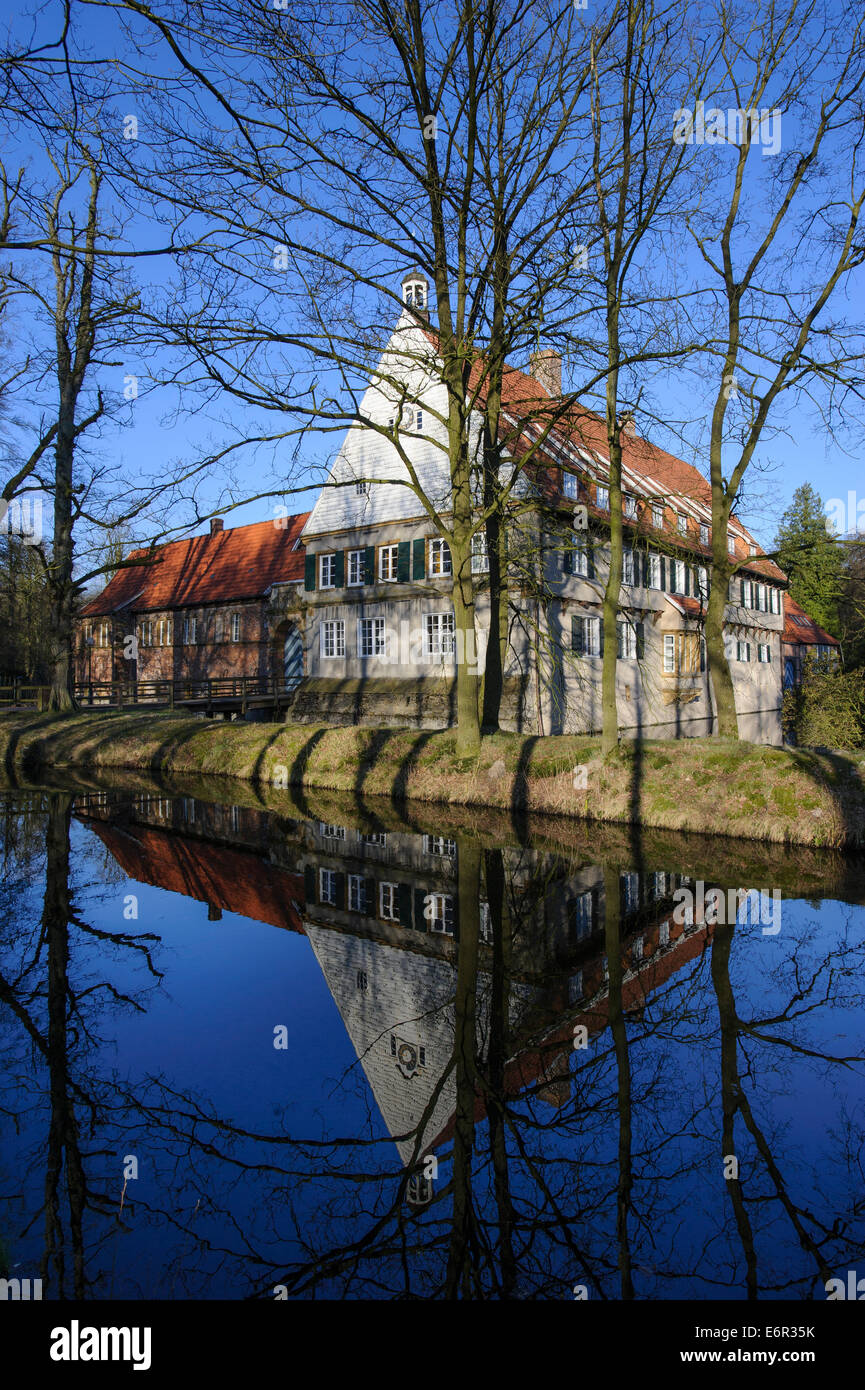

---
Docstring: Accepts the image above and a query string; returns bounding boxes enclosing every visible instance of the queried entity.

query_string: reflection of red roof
[782,594,839,646]
[85,819,306,933]
[423,322,783,581]
[81,513,310,616]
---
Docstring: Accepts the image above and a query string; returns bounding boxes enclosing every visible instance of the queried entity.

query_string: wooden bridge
[0,676,299,718]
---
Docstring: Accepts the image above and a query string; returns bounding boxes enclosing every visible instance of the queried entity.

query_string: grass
[1,709,864,849]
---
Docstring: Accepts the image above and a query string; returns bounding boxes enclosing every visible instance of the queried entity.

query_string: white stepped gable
[302,312,487,538]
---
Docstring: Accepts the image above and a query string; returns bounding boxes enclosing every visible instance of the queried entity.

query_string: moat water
[1,773,864,1300]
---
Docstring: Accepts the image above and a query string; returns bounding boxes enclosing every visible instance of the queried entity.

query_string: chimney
[530,349,562,398]
[618,413,637,437]
[210,518,224,536]
[401,270,430,322]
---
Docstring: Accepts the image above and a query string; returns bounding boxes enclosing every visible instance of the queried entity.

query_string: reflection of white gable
[304,923,458,1165]
[301,314,483,537]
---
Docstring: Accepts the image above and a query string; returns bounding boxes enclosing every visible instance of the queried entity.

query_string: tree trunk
[601,436,623,756]
[705,542,738,739]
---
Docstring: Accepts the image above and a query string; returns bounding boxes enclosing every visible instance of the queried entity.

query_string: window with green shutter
[334,550,345,587]
[397,541,410,582]
[412,538,426,580]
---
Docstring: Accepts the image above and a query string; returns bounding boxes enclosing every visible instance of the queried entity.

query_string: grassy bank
[2,709,865,849]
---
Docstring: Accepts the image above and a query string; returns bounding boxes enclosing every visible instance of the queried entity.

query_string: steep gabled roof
[783,594,840,647]
[318,312,784,581]
[81,513,310,616]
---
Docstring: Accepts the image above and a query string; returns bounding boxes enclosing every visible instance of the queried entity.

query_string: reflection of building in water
[77,791,720,1167]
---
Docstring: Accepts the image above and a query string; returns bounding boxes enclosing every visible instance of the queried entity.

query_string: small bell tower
[401,270,430,321]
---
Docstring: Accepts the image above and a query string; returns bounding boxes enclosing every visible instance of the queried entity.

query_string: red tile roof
[422,322,785,582]
[782,594,840,647]
[81,513,310,616]
[84,818,306,933]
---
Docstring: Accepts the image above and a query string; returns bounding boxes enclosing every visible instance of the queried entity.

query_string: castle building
[75,273,840,741]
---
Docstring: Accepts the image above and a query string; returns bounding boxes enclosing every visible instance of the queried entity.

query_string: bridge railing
[70,675,290,707]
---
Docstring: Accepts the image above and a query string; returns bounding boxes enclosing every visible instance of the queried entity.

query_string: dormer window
[563,472,579,500]
[596,485,609,511]
[623,493,637,520]
[652,503,664,529]
[700,522,709,546]
[677,512,688,536]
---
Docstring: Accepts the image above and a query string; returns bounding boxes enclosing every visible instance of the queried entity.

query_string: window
[427,893,455,934]
[660,919,670,947]
[697,567,708,600]
[415,410,423,431]
[359,617,387,658]
[379,544,399,581]
[423,835,456,857]
[570,534,590,578]
[348,874,366,912]
[355,479,368,495]
[757,643,771,663]
[736,640,751,662]
[755,583,767,612]
[572,614,602,657]
[568,971,584,1003]
[670,558,686,594]
[429,538,452,577]
[319,869,338,905]
[348,549,365,586]
[652,503,664,529]
[97,621,110,647]
[624,493,637,520]
[380,882,400,921]
[620,872,639,914]
[663,632,702,675]
[320,554,337,588]
[622,547,634,585]
[632,935,643,962]
[471,532,489,573]
[563,472,579,500]
[183,617,197,645]
[425,612,455,657]
[677,512,688,536]
[573,890,593,939]
[742,579,753,609]
[362,832,387,847]
[647,552,661,589]
[158,618,171,647]
[596,484,609,511]
[727,533,736,554]
[617,619,638,660]
[321,620,345,658]
[231,613,241,642]
[769,587,780,615]
[319,822,346,839]
[700,522,709,546]
[356,970,368,990]
[749,543,756,556]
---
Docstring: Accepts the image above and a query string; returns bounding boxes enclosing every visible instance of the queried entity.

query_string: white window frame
[742,579,753,609]
[471,532,489,573]
[727,533,736,555]
[769,587,780,615]
[319,869,337,905]
[319,553,337,589]
[574,890,593,939]
[429,538,452,578]
[622,547,634,585]
[699,522,709,546]
[663,634,676,673]
[623,493,637,520]
[757,643,771,663]
[572,535,590,578]
[347,549,365,586]
[379,544,399,582]
[348,874,365,913]
[231,613,241,642]
[677,512,688,536]
[423,835,456,857]
[697,567,708,600]
[647,552,661,589]
[563,472,579,500]
[424,612,455,658]
[427,893,455,934]
[183,617,197,645]
[596,484,609,512]
[321,620,345,659]
[736,639,751,662]
[652,503,664,529]
[358,617,387,658]
[380,881,400,922]
[617,619,638,660]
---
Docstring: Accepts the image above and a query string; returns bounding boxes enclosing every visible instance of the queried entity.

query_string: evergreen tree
[775,484,843,637]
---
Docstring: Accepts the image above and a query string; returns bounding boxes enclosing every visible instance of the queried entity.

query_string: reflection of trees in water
[1,789,865,1300]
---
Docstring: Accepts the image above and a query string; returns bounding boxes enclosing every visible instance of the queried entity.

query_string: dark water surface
[1,772,864,1301]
